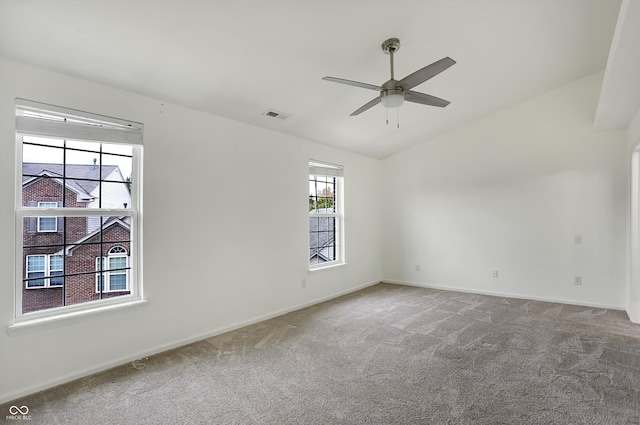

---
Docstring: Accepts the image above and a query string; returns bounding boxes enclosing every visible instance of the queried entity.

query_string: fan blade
[350,97,381,116]
[322,76,382,91]
[398,57,456,90]
[405,91,450,107]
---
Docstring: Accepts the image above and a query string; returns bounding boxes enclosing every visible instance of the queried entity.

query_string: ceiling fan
[322,38,455,116]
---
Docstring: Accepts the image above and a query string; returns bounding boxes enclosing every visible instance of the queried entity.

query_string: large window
[309,160,344,268]
[15,99,143,319]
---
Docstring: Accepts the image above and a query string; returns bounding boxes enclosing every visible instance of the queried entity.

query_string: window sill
[309,262,347,273]
[7,299,147,336]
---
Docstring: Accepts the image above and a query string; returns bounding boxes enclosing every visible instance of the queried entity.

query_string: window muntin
[309,161,344,268]
[16,99,142,319]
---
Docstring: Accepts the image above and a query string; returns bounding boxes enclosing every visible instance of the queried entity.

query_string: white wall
[0,58,382,403]
[627,110,640,322]
[382,72,628,309]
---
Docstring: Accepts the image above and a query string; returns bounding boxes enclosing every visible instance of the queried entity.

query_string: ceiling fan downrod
[381,38,404,108]
[382,38,401,81]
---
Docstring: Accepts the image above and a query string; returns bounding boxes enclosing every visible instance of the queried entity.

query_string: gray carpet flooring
[2,283,640,424]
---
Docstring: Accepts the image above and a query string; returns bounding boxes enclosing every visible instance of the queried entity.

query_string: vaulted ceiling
[0,0,630,158]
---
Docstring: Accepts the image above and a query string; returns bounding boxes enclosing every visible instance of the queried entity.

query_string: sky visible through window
[23,136,133,179]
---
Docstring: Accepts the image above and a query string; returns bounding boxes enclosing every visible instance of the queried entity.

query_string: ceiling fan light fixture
[381,91,404,108]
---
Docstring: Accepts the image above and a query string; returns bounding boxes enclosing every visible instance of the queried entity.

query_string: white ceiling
[0,0,625,158]
[595,0,640,131]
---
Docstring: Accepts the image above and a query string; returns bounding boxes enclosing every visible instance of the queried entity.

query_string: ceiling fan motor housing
[382,38,401,54]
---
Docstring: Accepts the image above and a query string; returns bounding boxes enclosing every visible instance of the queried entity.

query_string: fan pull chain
[397,108,400,128]
[386,106,389,125]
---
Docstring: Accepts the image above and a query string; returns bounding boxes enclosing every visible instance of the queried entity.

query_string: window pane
[49,255,64,286]
[27,255,45,271]
[101,181,131,209]
[96,273,104,292]
[22,141,63,206]
[96,257,106,271]
[109,246,126,254]
[65,140,101,157]
[49,255,63,270]
[38,217,57,232]
[38,202,58,208]
[109,256,127,270]
[309,175,337,214]
[26,272,45,288]
[64,151,101,181]
[309,217,320,249]
[103,149,132,174]
[22,215,132,313]
[102,218,132,244]
[50,271,64,287]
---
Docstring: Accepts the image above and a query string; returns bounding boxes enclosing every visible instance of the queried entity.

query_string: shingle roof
[23,163,119,199]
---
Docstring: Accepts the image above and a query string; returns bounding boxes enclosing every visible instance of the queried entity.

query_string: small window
[37,202,58,232]
[25,254,63,288]
[96,246,129,293]
[309,160,344,268]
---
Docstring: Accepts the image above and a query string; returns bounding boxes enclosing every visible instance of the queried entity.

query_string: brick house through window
[22,162,132,313]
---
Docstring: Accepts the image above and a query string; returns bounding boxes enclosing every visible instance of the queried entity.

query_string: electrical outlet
[574,235,582,244]
[415,264,421,272]
[301,278,306,288]
[574,276,582,285]
[492,270,499,278]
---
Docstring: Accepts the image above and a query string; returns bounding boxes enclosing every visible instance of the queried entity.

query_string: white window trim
[309,160,345,270]
[25,254,63,289]
[14,99,144,326]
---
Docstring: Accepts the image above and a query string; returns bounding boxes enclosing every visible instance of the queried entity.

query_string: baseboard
[383,279,625,311]
[0,279,381,405]
[625,303,640,324]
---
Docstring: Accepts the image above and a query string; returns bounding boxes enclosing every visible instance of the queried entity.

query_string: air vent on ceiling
[262,109,291,121]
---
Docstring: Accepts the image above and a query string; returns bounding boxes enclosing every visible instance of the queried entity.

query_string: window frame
[13,99,144,325]
[308,160,345,270]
